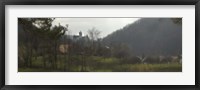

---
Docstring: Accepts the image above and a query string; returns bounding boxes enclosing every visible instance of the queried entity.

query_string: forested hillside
[103,18,182,56]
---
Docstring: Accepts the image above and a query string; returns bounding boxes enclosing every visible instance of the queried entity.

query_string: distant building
[59,31,90,54]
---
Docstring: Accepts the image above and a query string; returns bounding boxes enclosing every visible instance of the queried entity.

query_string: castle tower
[79,31,82,37]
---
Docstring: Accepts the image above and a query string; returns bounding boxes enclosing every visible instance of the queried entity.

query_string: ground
[19,55,182,72]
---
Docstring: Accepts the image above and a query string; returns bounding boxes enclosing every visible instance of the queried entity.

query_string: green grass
[19,55,182,72]
[118,63,182,72]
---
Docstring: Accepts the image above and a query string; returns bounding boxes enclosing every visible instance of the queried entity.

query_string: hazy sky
[52,18,140,38]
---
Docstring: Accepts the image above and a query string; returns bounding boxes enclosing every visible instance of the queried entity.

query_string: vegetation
[18,18,182,72]
[19,55,181,72]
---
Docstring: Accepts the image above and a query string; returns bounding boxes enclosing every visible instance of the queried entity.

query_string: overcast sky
[52,18,140,38]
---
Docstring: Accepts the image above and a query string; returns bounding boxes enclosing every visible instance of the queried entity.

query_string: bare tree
[87,27,101,55]
[88,27,101,41]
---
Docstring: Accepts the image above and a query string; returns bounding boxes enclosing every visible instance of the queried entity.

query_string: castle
[59,31,89,54]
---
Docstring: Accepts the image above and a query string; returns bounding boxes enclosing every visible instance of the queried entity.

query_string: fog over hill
[103,18,182,56]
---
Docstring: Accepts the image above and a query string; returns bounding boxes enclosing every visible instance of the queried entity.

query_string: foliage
[18,18,182,72]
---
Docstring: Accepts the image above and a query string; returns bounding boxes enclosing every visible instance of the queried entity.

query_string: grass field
[18,55,182,72]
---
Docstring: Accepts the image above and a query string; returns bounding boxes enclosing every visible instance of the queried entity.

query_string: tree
[32,18,54,68]
[88,27,101,41]
[87,27,101,55]
[111,43,130,59]
[18,18,40,67]
[49,24,66,69]
[18,18,65,69]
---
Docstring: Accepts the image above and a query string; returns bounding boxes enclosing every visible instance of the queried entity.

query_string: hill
[103,18,182,56]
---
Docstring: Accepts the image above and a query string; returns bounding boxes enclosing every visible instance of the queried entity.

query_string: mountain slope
[103,18,182,56]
